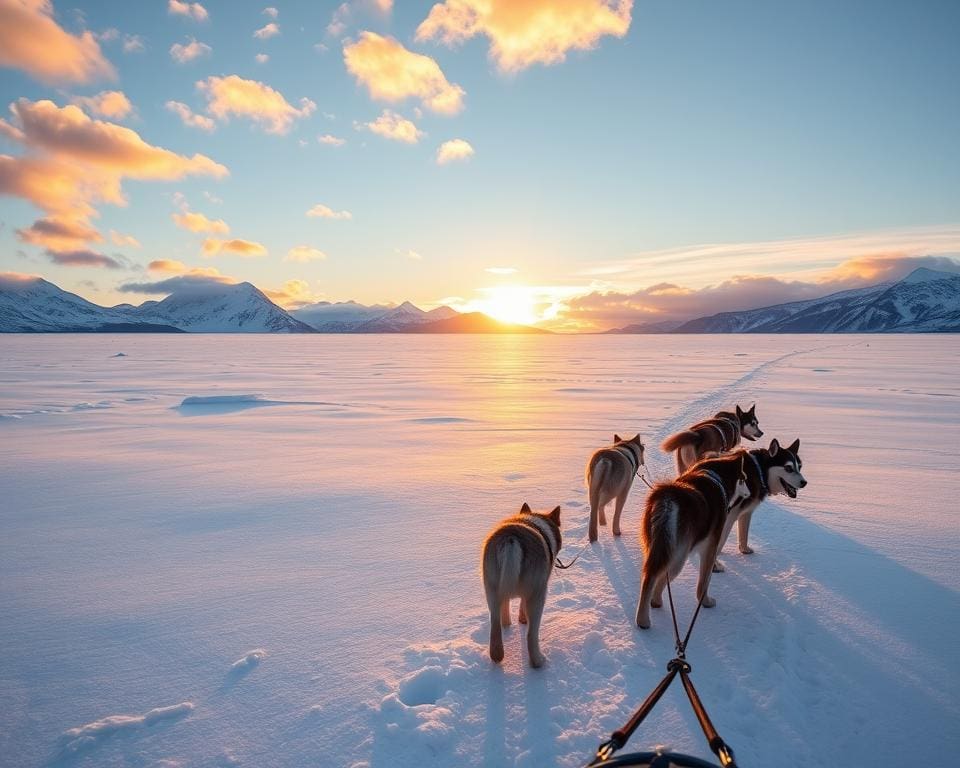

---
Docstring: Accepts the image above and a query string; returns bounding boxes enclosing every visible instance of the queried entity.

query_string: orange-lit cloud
[109,230,141,247]
[147,259,220,276]
[416,0,633,73]
[198,75,316,134]
[71,90,133,120]
[170,38,211,63]
[263,278,319,308]
[318,133,346,146]
[254,22,279,39]
[343,32,465,114]
[0,99,226,265]
[169,0,208,22]
[358,109,423,143]
[286,246,327,262]
[48,248,122,269]
[201,238,267,257]
[166,100,216,132]
[306,203,352,220]
[436,138,474,164]
[0,0,116,85]
[172,209,229,234]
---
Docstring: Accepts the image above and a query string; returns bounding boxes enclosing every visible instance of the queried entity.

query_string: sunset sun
[474,285,540,326]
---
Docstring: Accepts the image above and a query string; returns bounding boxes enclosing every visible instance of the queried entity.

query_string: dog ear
[520,502,532,513]
[788,438,800,454]
[748,403,756,415]
[548,506,561,525]
[614,434,621,443]
[768,438,780,456]
[736,404,744,418]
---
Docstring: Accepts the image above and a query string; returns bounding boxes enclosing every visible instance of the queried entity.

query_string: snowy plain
[0,334,958,768]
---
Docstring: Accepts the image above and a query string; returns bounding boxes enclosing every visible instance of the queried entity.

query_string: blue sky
[1,0,958,328]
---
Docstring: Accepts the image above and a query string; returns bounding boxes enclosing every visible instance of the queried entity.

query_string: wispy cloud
[254,22,279,39]
[170,38,211,63]
[358,109,423,143]
[285,246,327,262]
[198,75,315,134]
[166,100,215,132]
[168,1,208,22]
[201,238,267,257]
[306,203,352,220]
[318,133,346,146]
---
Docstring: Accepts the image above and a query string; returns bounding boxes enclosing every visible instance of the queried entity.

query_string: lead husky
[661,404,763,474]
[585,433,645,542]
[482,503,562,668]
[635,453,750,629]
[709,438,807,570]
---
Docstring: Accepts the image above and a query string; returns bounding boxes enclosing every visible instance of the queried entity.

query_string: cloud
[172,209,229,234]
[0,98,226,260]
[358,109,423,143]
[0,0,116,85]
[557,254,960,330]
[254,22,279,39]
[201,238,267,257]
[255,53,269,64]
[46,248,121,269]
[416,0,633,73]
[165,100,216,132]
[16,216,103,252]
[197,75,316,134]
[485,266,517,274]
[122,34,145,53]
[263,278,319,308]
[110,230,140,247]
[343,32,464,115]
[436,138,474,164]
[121,273,233,294]
[263,6,278,18]
[169,1,208,22]
[318,133,345,146]
[306,203,352,220]
[286,245,327,262]
[398,248,422,260]
[170,38,211,63]
[71,90,133,120]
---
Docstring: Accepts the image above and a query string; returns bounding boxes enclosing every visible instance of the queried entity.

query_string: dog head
[614,433,645,465]
[520,502,562,548]
[766,438,807,498]
[736,403,763,441]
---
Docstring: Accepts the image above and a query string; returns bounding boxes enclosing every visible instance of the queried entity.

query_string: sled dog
[585,433,645,542]
[708,438,807,570]
[482,503,562,668]
[635,453,750,629]
[661,404,763,474]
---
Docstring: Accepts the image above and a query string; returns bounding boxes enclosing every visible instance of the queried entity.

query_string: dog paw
[701,596,716,608]
[612,527,622,536]
[529,652,546,669]
[588,533,598,543]
[518,610,528,625]
[712,560,725,573]
[739,545,754,554]
[490,644,504,663]
[636,614,651,629]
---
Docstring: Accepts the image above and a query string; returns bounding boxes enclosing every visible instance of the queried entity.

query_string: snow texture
[0,334,957,767]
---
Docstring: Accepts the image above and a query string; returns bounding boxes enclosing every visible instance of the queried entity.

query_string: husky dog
[635,453,750,629]
[482,503,562,668]
[661,405,763,474]
[708,438,806,570]
[585,433,645,542]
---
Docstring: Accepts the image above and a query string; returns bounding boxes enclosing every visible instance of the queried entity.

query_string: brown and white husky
[635,453,750,629]
[585,433,645,542]
[661,404,763,474]
[481,503,562,668]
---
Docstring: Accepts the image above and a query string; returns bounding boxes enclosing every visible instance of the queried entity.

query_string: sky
[1,0,959,330]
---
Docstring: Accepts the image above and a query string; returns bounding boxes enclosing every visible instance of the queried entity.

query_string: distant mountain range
[607,268,960,334]
[2,266,957,334]
[0,276,542,334]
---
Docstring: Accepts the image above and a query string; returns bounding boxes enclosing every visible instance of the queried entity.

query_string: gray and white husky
[635,453,750,629]
[585,433,645,542]
[708,438,807,570]
[482,503,562,668]
[661,404,763,474]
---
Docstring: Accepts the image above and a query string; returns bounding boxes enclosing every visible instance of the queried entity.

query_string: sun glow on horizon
[471,285,540,325]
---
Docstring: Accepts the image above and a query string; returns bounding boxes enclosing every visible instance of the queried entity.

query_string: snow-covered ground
[0,334,957,768]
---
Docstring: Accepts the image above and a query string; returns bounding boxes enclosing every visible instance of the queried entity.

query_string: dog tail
[641,492,674,578]
[661,429,699,453]
[497,537,523,594]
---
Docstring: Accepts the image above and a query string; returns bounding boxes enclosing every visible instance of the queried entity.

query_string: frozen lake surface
[0,334,958,767]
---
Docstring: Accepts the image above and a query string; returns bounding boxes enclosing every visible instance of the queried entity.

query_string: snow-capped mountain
[145,282,314,333]
[0,276,311,333]
[292,299,460,332]
[672,268,960,333]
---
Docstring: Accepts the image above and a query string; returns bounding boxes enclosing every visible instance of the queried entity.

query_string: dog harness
[747,450,768,496]
[613,441,643,473]
[516,514,557,564]
[688,468,730,512]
